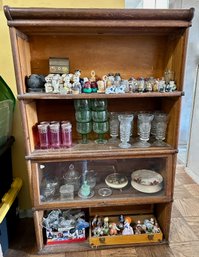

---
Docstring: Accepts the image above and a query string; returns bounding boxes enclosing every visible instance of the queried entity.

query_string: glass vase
[118,114,134,149]
[135,113,154,147]
[109,112,119,143]
[152,113,168,146]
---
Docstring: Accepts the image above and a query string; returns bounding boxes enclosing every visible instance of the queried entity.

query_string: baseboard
[185,167,199,185]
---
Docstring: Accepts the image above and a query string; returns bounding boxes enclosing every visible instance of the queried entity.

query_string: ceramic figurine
[122,217,134,235]
[92,226,103,237]
[144,219,154,232]
[89,72,98,93]
[169,80,176,91]
[91,215,98,228]
[83,80,92,93]
[152,79,159,92]
[128,77,137,93]
[109,222,120,235]
[118,215,124,229]
[115,84,125,94]
[137,78,145,93]
[106,73,115,87]
[105,85,116,94]
[44,74,54,93]
[103,217,109,235]
[90,70,96,82]
[145,79,153,92]
[114,73,122,82]
[153,222,160,233]
[158,79,166,92]
[52,74,61,93]
[97,80,105,93]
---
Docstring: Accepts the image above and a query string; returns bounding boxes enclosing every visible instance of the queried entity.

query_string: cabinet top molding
[4,6,194,31]
[4,6,194,22]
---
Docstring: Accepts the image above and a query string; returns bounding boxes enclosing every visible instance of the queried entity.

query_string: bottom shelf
[39,239,168,254]
[34,202,172,253]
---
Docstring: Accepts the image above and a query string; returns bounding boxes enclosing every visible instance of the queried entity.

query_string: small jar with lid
[63,164,81,193]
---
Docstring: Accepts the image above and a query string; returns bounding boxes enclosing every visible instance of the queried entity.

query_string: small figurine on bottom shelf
[122,216,134,235]
[109,222,120,235]
[102,217,109,235]
[144,218,154,233]
[118,214,124,229]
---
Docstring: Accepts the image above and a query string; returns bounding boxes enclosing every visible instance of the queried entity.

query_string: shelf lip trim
[6,20,192,29]
[34,197,172,210]
[18,91,184,100]
[25,147,178,161]
[4,6,194,23]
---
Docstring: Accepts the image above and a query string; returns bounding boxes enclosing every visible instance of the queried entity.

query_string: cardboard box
[46,228,86,245]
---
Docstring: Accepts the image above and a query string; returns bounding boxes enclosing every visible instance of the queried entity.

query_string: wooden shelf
[18,91,184,100]
[36,189,171,210]
[39,239,168,254]
[27,143,177,161]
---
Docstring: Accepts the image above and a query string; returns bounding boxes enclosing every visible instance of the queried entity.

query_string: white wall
[170,0,199,146]
[170,0,199,182]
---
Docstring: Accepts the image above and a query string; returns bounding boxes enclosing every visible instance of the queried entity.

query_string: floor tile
[136,245,174,257]
[184,184,199,197]
[174,198,199,217]
[174,185,192,199]
[170,241,199,257]
[169,218,198,243]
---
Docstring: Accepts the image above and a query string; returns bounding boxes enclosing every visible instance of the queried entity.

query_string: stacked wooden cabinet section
[4,6,194,254]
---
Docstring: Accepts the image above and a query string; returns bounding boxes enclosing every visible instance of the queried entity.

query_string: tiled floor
[4,163,199,257]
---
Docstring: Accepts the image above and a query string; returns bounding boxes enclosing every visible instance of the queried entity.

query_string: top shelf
[4,6,194,35]
[18,91,184,100]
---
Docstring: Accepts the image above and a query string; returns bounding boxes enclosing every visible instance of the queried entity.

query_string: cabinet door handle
[99,237,106,244]
[148,234,154,240]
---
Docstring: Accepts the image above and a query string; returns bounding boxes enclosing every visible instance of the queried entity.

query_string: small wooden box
[89,214,163,248]
[49,57,69,74]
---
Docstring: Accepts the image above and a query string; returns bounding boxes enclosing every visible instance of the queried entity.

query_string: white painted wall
[170,0,199,182]
[170,0,199,146]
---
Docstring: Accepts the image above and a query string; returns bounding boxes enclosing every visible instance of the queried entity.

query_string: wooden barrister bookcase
[4,6,194,254]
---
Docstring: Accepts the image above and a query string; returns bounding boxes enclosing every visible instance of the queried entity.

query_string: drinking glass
[49,123,60,148]
[91,99,107,111]
[74,99,91,111]
[61,122,72,148]
[93,121,109,144]
[109,112,119,143]
[135,113,154,147]
[76,121,92,144]
[153,113,168,146]
[37,123,49,149]
[92,110,108,122]
[118,114,134,148]
[75,110,92,122]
